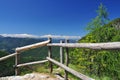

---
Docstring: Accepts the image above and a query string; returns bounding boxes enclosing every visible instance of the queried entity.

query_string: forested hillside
[0,36,45,53]
[0,37,57,76]
[70,18,120,80]
[0,51,14,76]
[0,36,78,77]
[0,36,77,53]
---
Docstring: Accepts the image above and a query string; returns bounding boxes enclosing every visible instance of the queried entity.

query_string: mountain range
[0,34,80,53]
[0,34,81,39]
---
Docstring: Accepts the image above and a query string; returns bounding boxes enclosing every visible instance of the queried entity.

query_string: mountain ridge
[0,34,81,39]
[0,34,79,53]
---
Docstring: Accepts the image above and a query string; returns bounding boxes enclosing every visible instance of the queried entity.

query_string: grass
[19,62,112,80]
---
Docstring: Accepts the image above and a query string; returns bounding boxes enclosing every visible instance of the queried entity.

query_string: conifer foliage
[70,3,120,79]
[86,3,109,31]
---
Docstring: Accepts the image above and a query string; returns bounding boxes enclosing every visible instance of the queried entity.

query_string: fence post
[64,39,69,80]
[15,51,20,75]
[48,37,53,73]
[60,40,64,64]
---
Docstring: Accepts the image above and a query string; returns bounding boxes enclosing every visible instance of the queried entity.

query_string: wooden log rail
[17,60,48,67]
[1,38,120,80]
[0,52,18,61]
[0,40,50,62]
[16,40,50,52]
[14,39,50,75]
[47,42,120,80]
[47,42,120,50]
[47,57,94,80]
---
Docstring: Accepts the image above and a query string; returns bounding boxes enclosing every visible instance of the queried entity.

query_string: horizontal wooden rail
[46,57,94,80]
[0,40,50,62]
[16,40,50,52]
[47,42,120,50]
[17,60,48,67]
[0,53,18,61]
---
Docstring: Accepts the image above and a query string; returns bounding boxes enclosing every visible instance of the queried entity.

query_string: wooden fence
[0,38,120,80]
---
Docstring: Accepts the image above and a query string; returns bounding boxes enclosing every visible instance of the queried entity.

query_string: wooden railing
[0,40,50,61]
[1,38,120,80]
[0,40,50,75]
[47,41,120,80]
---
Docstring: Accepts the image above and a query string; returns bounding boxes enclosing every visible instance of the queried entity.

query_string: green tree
[86,3,109,31]
[70,18,120,79]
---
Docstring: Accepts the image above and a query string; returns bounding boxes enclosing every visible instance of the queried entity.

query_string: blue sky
[0,0,120,37]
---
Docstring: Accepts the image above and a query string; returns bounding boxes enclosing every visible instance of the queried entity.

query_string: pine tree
[86,3,109,31]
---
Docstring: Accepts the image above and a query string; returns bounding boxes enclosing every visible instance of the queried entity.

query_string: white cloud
[40,34,81,39]
[0,34,81,39]
[0,34,39,38]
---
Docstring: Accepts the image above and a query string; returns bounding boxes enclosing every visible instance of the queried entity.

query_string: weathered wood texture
[17,60,48,67]
[48,38,53,73]
[65,39,69,66]
[64,39,69,80]
[0,52,18,61]
[0,40,50,61]
[47,42,120,50]
[15,52,19,75]
[16,40,50,52]
[46,57,94,80]
[60,40,63,64]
